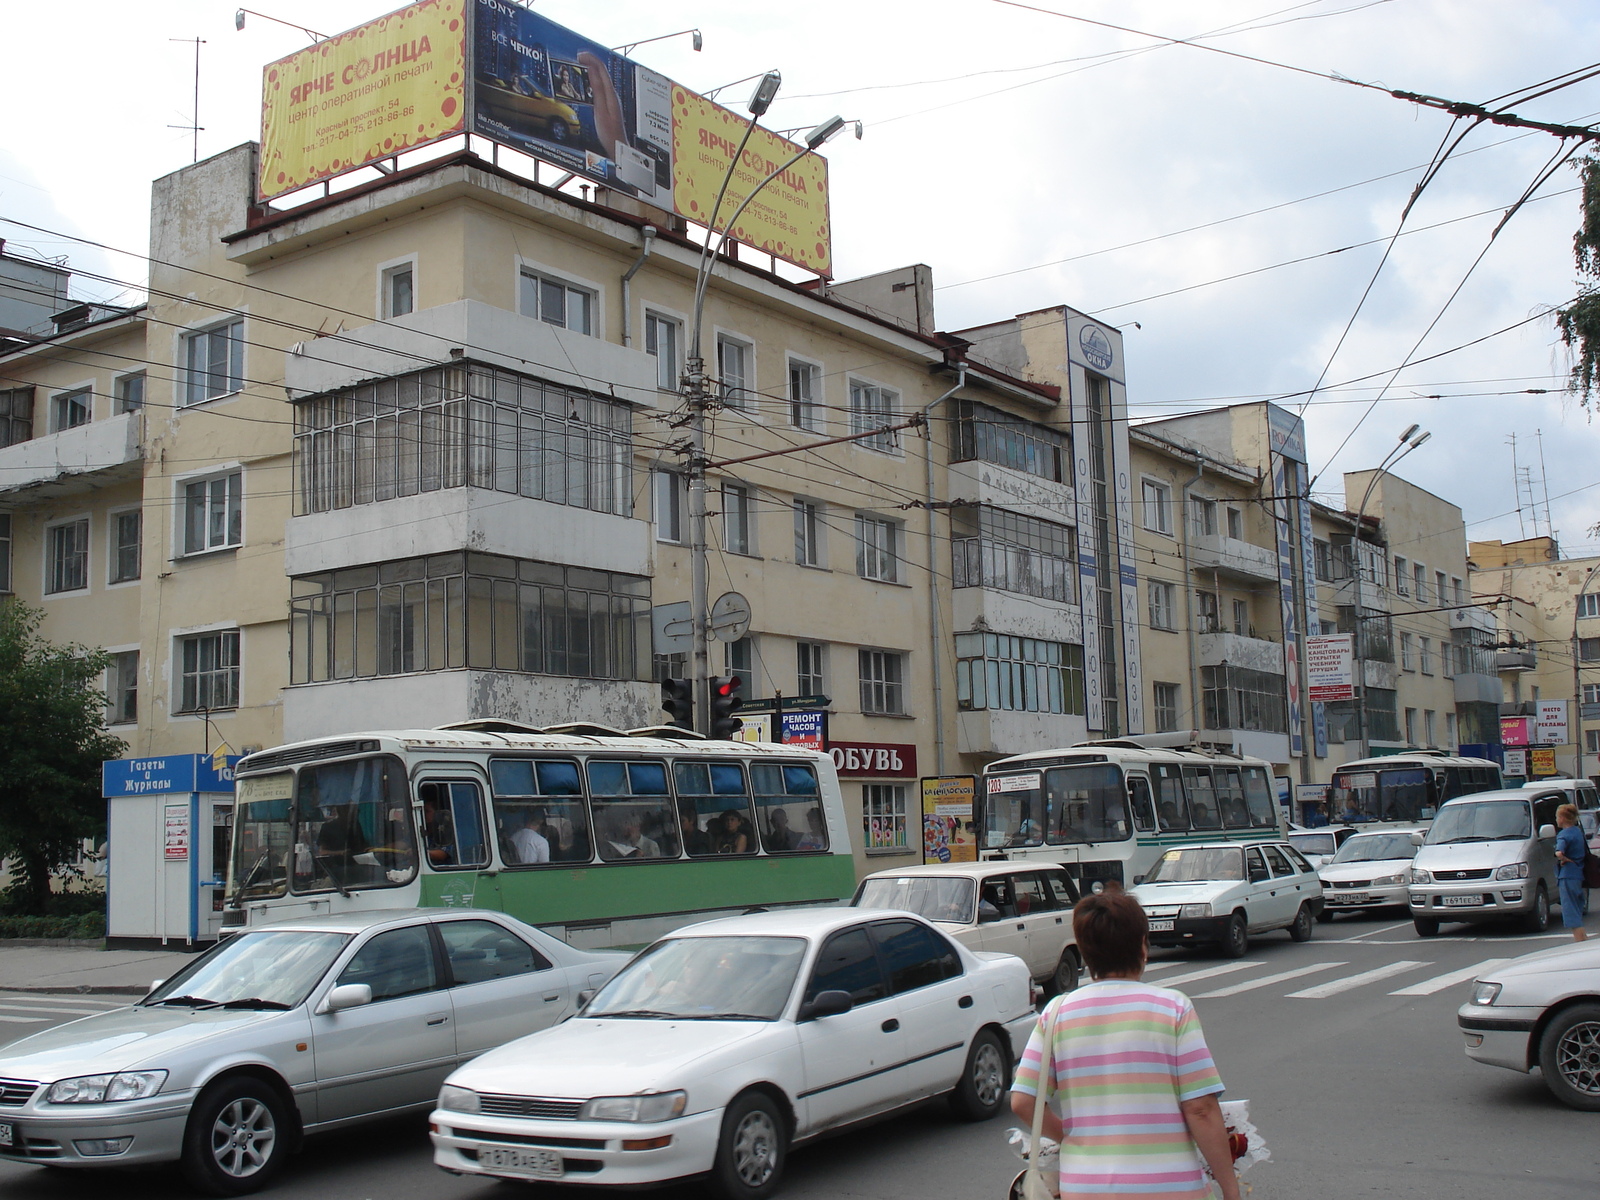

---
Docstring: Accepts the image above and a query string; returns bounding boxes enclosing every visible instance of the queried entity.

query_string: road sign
[651,602,692,653]
[710,591,752,642]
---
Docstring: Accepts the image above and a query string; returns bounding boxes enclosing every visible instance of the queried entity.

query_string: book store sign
[828,741,917,778]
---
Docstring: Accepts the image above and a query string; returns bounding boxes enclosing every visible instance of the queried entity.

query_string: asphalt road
[2,909,1598,1200]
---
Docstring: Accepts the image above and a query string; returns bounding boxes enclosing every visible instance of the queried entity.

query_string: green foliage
[0,912,104,941]
[1557,156,1600,412]
[0,600,126,913]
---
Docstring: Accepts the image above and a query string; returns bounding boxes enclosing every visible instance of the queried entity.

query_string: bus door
[415,765,496,909]
[1126,774,1157,834]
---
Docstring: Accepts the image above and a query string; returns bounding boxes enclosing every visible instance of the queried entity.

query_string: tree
[0,600,126,912]
[1556,156,1600,412]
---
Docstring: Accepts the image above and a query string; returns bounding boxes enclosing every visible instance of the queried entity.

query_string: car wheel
[546,118,571,144]
[949,1029,1010,1122]
[1288,903,1315,942]
[1316,907,1335,924]
[708,1090,787,1200]
[1219,912,1248,958]
[1413,917,1440,937]
[1524,884,1551,933]
[1538,1002,1600,1111]
[180,1077,291,1196]
[1048,948,1081,997]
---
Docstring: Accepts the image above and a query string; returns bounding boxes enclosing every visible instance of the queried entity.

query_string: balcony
[956,708,1088,759]
[1196,631,1284,674]
[1189,531,1279,583]
[947,459,1076,525]
[952,587,1082,646]
[0,412,141,499]
[1496,648,1537,671]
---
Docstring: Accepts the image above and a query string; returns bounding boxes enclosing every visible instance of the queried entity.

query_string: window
[1585,683,1600,705]
[1445,712,1456,748]
[1404,708,1418,745]
[1419,636,1433,675]
[0,386,33,447]
[177,629,240,712]
[856,514,900,582]
[294,362,632,519]
[519,269,593,334]
[1413,563,1427,603]
[644,311,681,390]
[1424,710,1436,747]
[109,509,141,583]
[675,760,754,857]
[654,470,685,543]
[1191,497,1216,537]
[717,334,753,411]
[863,785,909,852]
[726,636,754,683]
[1579,594,1600,620]
[1196,590,1220,633]
[954,632,1085,715]
[859,649,905,714]
[290,554,650,684]
[382,264,415,318]
[788,358,822,430]
[51,388,92,431]
[1394,557,1409,595]
[1313,539,1335,582]
[0,513,10,592]
[653,651,687,683]
[1232,599,1249,636]
[115,372,145,413]
[793,500,823,566]
[1141,479,1172,533]
[848,380,899,453]
[439,920,545,982]
[588,760,681,860]
[1435,571,1448,605]
[1589,729,1600,756]
[183,472,242,554]
[950,400,1065,483]
[1400,631,1414,670]
[337,925,439,1002]
[872,919,961,992]
[1148,581,1176,631]
[184,319,244,405]
[1153,682,1180,732]
[1452,577,1465,606]
[950,505,1076,602]
[1201,665,1286,732]
[1582,638,1600,662]
[806,926,887,1003]
[797,641,826,695]
[752,761,824,853]
[107,650,138,725]
[46,519,89,593]
[722,483,754,555]
[490,758,593,864]
[1226,507,1244,540]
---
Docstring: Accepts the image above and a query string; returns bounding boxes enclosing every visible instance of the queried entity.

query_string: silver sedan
[0,908,625,1195]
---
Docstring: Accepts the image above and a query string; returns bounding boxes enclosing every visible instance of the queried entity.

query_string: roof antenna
[168,37,207,163]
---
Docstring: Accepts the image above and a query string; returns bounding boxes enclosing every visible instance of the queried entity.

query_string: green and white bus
[976,739,1285,890]
[223,722,855,948]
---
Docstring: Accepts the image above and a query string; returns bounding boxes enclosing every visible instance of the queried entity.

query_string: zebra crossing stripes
[1192,962,1348,999]
[1153,962,1265,988]
[1387,959,1509,997]
[1285,960,1432,999]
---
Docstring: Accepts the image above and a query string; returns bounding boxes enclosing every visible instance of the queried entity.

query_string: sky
[3,0,1599,554]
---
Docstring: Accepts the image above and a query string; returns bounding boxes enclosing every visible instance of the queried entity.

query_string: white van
[1522,779,1599,838]
[1407,788,1568,936]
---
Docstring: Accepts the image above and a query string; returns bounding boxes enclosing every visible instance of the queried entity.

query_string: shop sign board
[1500,716,1533,747]
[1305,634,1354,703]
[1530,747,1558,777]
[921,776,977,864]
[1503,748,1528,776]
[1537,700,1569,745]
[828,741,917,778]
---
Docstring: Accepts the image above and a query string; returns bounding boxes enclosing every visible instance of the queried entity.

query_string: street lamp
[1350,426,1431,756]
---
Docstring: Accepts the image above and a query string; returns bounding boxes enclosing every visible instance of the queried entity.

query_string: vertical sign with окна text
[164,804,190,861]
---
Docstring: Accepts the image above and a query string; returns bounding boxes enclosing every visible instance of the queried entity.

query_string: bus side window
[419,780,490,869]
[1441,767,1463,802]
[1127,776,1156,832]
[488,758,593,866]
[1239,766,1277,827]
[1151,764,1190,831]
[1184,767,1220,829]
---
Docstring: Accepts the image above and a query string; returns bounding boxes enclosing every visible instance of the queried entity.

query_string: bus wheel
[1219,913,1248,958]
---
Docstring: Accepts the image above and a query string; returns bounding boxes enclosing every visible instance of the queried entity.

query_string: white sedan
[1130,841,1324,957]
[430,907,1038,1198]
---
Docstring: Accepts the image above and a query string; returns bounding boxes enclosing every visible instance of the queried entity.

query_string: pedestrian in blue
[1554,804,1588,943]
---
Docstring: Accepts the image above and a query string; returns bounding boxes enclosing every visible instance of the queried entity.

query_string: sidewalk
[0,940,203,995]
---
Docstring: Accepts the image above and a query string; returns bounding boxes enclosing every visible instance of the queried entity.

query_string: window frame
[50,385,94,433]
[108,507,142,585]
[0,386,34,448]
[1153,681,1180,733]
[182,317,245,406]
[43,515,91,595]
[859,648,906,715]
[378,256,417,319]
[855,513,901,583]
[787,355,823,431]
[1141,477,1173,534]
[654,469,686,545]
[105,647,139,726]
[0,512,11,593]
[114,371,145,413]
[517,264,598,336]
[847,377,901,455]
[1578,593,1600,620]
[1148,580,1176,631]
[716,330,756,413]
[862,784,910,853]
[722,481,755,556]
[644,309,684,392]
[174,626,241,714]
[797,640,826,695]
[793,498,824,567]
[179,468,244,556]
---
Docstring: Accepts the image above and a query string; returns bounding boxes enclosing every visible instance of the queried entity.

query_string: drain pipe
[619,225,657,348]
[923,365,967,776]
[1179,458,1205,738]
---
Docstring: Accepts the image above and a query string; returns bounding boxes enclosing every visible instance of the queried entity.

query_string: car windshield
[142,930,351,1009]
[1143,847,1245,883]
[1289,832,1336,857]
[1426,801,1532,844]
[585,935,807,1021]
[855,876,977,924]
[1331,833,1419,863]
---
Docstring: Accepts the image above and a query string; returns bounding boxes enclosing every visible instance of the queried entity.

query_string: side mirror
[576,988,596,1009]
[798,989,853,1021]
[325,983,373,1013]
[1539,824,1557,840]
[1410,831,1425,847]
[976,900,1002,924]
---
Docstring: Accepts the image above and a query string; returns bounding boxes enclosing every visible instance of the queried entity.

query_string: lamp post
[1573,562,1600,779]
[1350,426,1431,756]
[682,75,848,732]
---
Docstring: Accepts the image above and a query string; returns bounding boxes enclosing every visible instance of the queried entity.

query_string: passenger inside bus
[764,807,799,852]
[422,790,456,866]
[601,812,662,859]
[680,804,713,855]
[315,802,375,886]
[509,810,550,864]
[713,809,751,854]
[796,807,827,851]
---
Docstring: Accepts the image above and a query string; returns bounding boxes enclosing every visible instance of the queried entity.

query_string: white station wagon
[1129,840,1324,957]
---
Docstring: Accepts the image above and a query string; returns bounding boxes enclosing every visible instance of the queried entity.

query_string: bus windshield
[982,762,1130,848]
[1427,800,1532,844]
[1328,767,1433,822]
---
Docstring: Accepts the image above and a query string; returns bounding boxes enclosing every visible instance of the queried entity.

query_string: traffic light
[709,674,745,739]
[660,678,694,730]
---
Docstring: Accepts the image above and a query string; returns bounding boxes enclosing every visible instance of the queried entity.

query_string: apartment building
[0,140,1127,880]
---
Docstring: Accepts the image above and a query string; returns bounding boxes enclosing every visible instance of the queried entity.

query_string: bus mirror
[1409,831,1425,847]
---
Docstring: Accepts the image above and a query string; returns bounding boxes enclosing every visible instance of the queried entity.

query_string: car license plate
[1148,919,1176,932]
[0,1121,15,1149]
[479,1145,564,1178]
[1442,894,1483,907]
[1335,892,1368,905]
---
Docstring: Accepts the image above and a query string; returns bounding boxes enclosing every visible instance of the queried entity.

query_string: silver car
[1408,789,1565,936]
[1316,826,1427,920]
[0,908,625,1195]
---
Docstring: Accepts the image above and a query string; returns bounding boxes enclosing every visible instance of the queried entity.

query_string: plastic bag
[1203,1099,1270,1192]
[1006,1126,1060,1200]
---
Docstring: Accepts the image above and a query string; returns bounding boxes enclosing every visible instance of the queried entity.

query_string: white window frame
[172,624,241,715]
[716,330,756,414]
[1451,577,1465,606]
[50,383,94,432]
[797,640,827,695]
[863,783,910,853]
[1412,563,1427,603]
[848,376,901,454]
[1394,556,1409,596]
[108,506,142,586]
[1399,631,1414,671]
[1419,636,1433,676]
[1226,507,1244,540]
[793,498,825,567]
[722,481,755,556]
[1424,709,1436,747]
[182,316,245,406]
[644,308,685,391]
[1404,707,1417,745]
[177,466,244,557]
[378,255,417,319]
[1191,496,1216,537]
[105,646,139,726]
[1141,477,1172,534]
[1445,712,1457,749]
[1153,681,1181,732]
[859,648,906,715]
[516,260,600,337]
[653,469,686,544]
[1231,598,1249,636]
[787,355,823,432]
[855,513,901,583]
[1148,580,1176,631]
[114,370,145,413]
[43,514,91,596]
[1578,594,1600,620]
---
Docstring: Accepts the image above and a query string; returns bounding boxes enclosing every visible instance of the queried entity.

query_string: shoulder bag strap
[1024,1003,1060,1200]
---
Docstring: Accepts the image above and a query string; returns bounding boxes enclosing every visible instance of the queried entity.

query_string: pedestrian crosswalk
[1146,955,1517,1003]
[0,992,129,1025]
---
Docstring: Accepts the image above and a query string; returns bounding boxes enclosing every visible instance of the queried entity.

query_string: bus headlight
[1179,904,1211,919]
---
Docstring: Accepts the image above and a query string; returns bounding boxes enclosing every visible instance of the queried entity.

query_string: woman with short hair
[1010,884,1241,1200]
[1555,803,1589,943]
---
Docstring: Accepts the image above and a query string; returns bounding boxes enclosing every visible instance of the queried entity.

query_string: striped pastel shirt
[1011,980,1225,1199]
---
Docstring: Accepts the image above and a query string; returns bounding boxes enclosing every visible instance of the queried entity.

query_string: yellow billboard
[672,87,832,277]
[258,0,468,201]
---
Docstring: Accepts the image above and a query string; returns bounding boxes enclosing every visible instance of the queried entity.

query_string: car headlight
[1178,904,1212,920]
[579,1091,688,1123]
[1470,981,1502,1006]
[1494,863,1529,881]
[1371,874,1405,887]
[438,1085,480,1113]
[45,1071,167,1104]
[1409,868,1432,885]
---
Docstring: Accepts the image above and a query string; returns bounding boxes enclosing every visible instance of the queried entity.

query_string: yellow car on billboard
[477,74,585,145]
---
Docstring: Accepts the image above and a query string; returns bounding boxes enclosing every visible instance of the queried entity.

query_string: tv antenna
[169,37,206,163]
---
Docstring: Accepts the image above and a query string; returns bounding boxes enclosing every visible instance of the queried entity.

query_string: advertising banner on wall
[1537,699,1569,745]
[259,0,469,200]
[921,776,977,864]
[1305,634,1355,703]
[1500,716,1532,746]
[1530,747,1558,777]
[1503,748,1528,776]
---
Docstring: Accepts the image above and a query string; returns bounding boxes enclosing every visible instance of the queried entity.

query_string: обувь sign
[828,741,917,778]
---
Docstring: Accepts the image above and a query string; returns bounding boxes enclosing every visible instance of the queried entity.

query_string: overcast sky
[4,0,1598,554]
